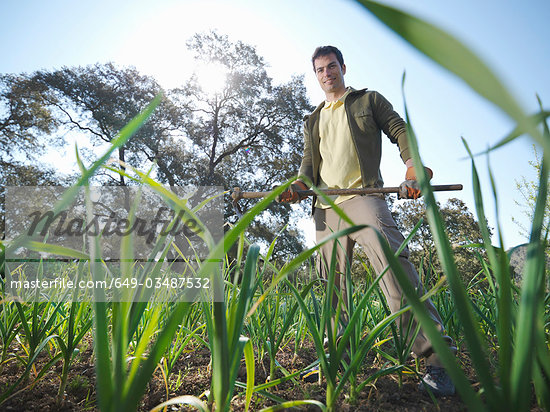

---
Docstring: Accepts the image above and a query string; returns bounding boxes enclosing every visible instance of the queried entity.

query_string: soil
[0,334,476,412]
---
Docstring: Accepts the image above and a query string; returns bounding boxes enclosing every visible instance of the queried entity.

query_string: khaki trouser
[314,194,453,360]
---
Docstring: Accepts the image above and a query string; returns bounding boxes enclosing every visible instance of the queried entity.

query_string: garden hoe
[231,184,463,217]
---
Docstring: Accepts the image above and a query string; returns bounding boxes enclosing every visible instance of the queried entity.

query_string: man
[278,46,456,396]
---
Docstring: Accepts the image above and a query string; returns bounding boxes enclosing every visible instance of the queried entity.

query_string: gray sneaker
[419,366,455,396]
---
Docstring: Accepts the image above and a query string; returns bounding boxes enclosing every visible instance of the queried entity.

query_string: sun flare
[193,62,228,95]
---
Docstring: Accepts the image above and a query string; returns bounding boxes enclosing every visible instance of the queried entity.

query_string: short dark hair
[311,46,344,71]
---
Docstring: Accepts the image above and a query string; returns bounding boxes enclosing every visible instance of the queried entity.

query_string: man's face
[313,53,346,96]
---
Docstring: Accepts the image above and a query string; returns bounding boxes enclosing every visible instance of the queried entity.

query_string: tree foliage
[172,32,311,188]
[0,73,60,164]
[0,74,68,239]
[0,31,313,259]
[33,63,181,186]
[171,31,314,257]
[513,144,550,243]
[392,197,489,285]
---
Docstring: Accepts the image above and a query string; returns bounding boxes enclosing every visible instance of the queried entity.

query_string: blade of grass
[462,139,513,401]
[0,333,60,404]
[24,242,90,261]
[247,224,366,318]
[354,0,547,161]
[470,110,550,157]
[510,141,548,411]
[259,400,327,412]
[243,338,255,412]
[400,82,491,410]
[122,302,192,412]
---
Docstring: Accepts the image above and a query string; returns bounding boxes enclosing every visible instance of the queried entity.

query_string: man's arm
[298,116,313,182]
[370,91,411,163]
[370,92,434,199]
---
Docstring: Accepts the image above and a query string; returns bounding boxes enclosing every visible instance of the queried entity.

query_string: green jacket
[298,88,411,203]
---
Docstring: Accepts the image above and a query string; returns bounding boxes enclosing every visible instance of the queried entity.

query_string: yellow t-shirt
[316,89,363,208]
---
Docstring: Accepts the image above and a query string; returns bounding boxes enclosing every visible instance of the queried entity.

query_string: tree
[0,33,314,260]
[0,74,69,240]
[168,31,314,258]
[392,197,489,286]
[513,144,550,244]
[0,73,60,165]
[0,162,75,240]
[171,32,311,186]
[32,63,181,186]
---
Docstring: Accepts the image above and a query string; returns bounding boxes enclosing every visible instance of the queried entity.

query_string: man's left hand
[399,180,422,199]
[398,165,433,199]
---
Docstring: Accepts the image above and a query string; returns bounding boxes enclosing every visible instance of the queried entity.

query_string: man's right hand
[276,180,308,203]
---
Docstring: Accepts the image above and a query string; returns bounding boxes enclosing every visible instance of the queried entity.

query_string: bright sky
[2,0,549,249]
